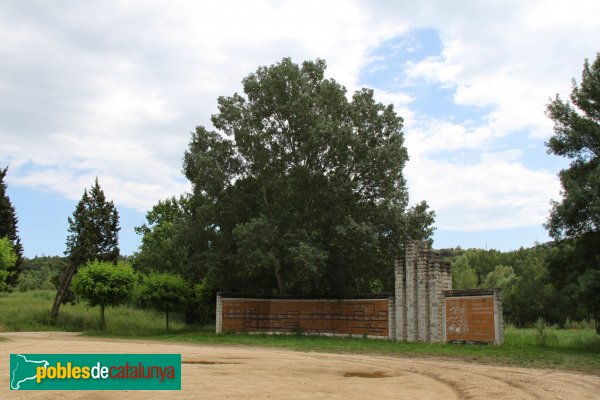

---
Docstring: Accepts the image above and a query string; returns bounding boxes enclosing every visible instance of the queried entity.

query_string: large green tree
[177,58,434,297]
[546,53,600,239]
[0,167,24,285]
[51,178,120,319]
[545,53,600,328]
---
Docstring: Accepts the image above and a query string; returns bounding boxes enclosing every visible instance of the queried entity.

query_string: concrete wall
[215,241,504,344]
[217,295,392,338]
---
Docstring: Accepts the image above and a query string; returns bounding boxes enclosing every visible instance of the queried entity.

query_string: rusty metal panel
[221,298,389,337]
[445,296,495,342]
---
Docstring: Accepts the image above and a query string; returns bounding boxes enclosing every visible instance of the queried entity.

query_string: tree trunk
[50,264,77,320]
[261,185,270,214]
[100,305,106,330]
[273,257,286,295]
[166,309,170,331]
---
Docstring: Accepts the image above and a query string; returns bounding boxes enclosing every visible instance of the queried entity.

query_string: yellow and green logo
[10,354,181,390]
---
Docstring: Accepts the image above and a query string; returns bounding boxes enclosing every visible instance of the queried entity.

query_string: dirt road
[1,332,598,399]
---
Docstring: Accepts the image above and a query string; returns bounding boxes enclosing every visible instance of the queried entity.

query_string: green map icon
[10,354,49,390]
[9,353,181,390]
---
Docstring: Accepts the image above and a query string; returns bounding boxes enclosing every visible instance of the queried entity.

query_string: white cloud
[0,0,597,240]
[359,0,598,232]
[405,119,496,156]
[0,0,402,211]
[405,152,560,231]
[405,55,462,86]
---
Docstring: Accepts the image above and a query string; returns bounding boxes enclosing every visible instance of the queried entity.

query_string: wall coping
[218,292,393,300]
[443,288,500,297]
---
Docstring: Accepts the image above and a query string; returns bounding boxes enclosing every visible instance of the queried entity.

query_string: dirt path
[1,332,599,399]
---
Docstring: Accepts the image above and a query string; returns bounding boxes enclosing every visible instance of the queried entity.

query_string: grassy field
[2,290,599,373]
[0,290,185,334]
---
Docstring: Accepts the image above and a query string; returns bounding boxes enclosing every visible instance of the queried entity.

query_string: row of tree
[446,244,593,326]
[72,260,189,330]
[1,54,598,332]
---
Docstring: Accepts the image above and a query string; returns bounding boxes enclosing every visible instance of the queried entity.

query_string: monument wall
[216,241,504,344]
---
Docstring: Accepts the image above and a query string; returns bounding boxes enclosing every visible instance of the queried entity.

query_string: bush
[564,318,597,330]
[534,317,557,347]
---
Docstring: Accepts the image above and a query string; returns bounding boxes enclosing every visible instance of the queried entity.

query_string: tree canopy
[171,57,435,297]
[65,178,120,267]
[137,272,192,330]
[133,196,190,277]
[545,53,600,327]
[0,167,23,285]
[545,53,600,240]
[72,260,135,329]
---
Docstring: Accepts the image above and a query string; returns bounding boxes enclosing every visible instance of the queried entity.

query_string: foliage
[563,318,597,330]
[175,57,434,298]
[482,265,516,291]
[133,196,190,276]
[193,279,217,324]
[65,178,120,267]
[0,167,23,285]
[71,261,135,329]
[451,255,478,289]
[544,53,600,328]
[17,267,57,292]
[533,318,558,347]
[53,178,121,314]
[137,272,192,330]
[0,237,17,291]
[442,244,558,326]
[545,53,600,239]
[16,256,67,292]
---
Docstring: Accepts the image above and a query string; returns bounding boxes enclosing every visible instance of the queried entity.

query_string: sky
[1,0,599,258]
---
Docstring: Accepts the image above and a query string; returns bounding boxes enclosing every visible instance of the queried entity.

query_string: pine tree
[0,166,24,286]
[545,53,600,239]
[545,53,600,331]
[51,178,120,319]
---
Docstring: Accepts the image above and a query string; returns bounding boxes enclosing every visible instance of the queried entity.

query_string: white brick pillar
[215,292,223,334]
[394,257,405,341]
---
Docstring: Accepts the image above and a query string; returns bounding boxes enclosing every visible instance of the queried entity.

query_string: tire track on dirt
[317,353,545,400]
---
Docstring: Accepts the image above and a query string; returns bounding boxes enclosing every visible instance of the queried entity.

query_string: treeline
[443,239,599,327]
[16,240,597,329]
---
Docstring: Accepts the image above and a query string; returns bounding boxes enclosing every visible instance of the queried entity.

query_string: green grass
[0,290,185,334]
[2,290,599,373]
